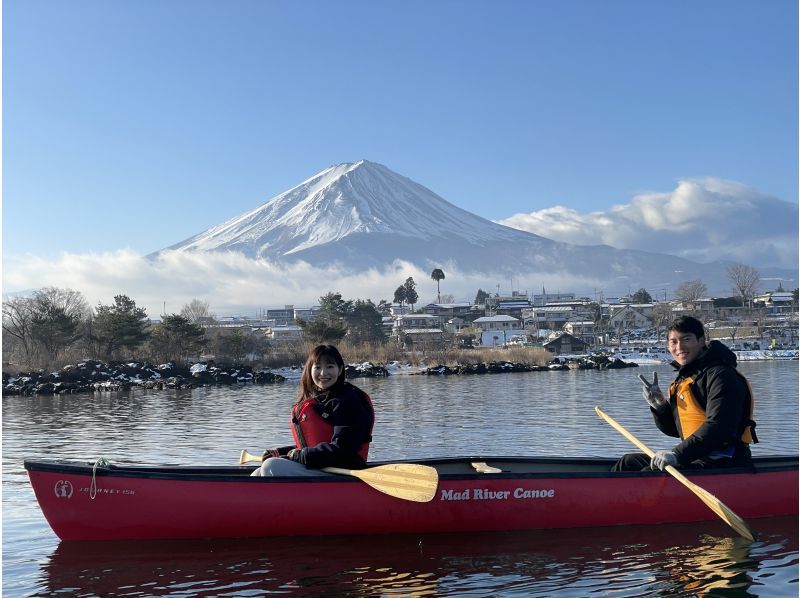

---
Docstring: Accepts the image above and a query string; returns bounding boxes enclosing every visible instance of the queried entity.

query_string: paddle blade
[596,406,756,542]
[240,449,263,464]
[673,469,756,541]
[324,463,439,503]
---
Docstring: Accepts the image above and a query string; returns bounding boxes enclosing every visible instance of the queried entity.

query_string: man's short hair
[667,315,705,339]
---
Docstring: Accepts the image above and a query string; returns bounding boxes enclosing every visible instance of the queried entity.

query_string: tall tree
[297,291,351,343]
[674,279,707,306]
[403,277,418,311]
[346,299,387,344]
[318,292,352,324]
[727,263,760,307]
[393,285,407,310]
[631,288,653,303]
[90,295,149,360]
[298,319,348,343]
[375,299,393,315]
[430,268,445,303]
[29,287,90,365]
[474,289,490,305]
[146,314,206,363]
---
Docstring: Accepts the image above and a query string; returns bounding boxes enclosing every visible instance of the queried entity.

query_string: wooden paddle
[239,449,439,503]
[595,406,756,541]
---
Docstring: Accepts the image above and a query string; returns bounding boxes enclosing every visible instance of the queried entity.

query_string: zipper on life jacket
[292,404,309,448]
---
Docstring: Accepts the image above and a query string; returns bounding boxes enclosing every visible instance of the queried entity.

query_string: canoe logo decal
[440,487,556,501]
[54,480,74,499]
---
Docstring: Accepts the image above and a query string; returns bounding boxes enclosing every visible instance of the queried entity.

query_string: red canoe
[25,456,798,542]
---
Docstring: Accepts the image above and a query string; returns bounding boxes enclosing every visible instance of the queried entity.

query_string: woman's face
[311,358,342,391]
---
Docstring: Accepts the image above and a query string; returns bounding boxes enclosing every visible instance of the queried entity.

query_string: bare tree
[5,287,91,368]
[727,263,760,307]
[180,298,216,326]
[3,296,36,365]
[650,302,674,341]
[674,279,707,307]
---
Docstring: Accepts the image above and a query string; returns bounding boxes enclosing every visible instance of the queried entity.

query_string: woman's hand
[261,448,281,460]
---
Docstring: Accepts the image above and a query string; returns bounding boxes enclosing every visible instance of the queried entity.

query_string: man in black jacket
[612,315,756,472]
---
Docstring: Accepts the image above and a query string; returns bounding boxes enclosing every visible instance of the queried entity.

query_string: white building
[473,315,521,346]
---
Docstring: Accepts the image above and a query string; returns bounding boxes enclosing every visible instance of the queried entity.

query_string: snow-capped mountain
[166,160,541,257]
[159,160,769,294]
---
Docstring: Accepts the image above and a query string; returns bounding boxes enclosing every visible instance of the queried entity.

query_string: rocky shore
[421,354,638,375]
[3,354,635,396]
[1,359,394,396]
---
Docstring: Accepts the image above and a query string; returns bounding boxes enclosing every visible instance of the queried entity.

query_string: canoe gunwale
[23,455,799,483]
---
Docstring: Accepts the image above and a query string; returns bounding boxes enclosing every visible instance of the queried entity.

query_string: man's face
[667,330,705,366]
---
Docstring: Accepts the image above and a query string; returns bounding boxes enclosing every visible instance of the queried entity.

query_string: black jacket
[286,382,374,469]
[652,340,752,466]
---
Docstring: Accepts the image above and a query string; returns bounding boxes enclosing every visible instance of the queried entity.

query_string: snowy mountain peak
[156,160,773,295]
[165,160,535,259]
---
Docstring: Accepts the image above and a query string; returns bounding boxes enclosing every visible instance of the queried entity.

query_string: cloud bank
[497,178,798,270]
[5,177,795,317]
[3,250,594,318]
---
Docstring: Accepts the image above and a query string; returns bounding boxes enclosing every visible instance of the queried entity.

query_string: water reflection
[35,517,797,596]
[5,361,798,595]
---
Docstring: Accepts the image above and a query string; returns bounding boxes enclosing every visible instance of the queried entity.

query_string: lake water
[4,360,798,596]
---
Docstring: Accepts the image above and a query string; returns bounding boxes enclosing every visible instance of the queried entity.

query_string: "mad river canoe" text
[440,488,555,501]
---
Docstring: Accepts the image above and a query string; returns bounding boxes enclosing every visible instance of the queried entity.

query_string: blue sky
[3,0,798,313]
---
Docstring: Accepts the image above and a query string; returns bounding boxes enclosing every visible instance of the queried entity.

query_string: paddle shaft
[595,406,755,541]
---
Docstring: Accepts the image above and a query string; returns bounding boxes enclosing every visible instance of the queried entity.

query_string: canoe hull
[25,456,798,541]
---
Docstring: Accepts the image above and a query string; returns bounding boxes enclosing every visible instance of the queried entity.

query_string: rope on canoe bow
[90,457,110,500]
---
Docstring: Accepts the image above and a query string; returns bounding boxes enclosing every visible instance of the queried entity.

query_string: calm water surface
[4,360,798,596]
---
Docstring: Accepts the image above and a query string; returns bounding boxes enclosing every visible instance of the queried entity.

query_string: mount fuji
[159,160,763,295]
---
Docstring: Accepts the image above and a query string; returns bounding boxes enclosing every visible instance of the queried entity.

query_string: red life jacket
[291,387,374,461]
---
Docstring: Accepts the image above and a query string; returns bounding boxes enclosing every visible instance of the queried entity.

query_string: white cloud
[2,250,609,317]
[497,178,798,269]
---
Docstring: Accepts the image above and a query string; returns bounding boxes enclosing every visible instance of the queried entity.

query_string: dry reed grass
[260,341,552,369]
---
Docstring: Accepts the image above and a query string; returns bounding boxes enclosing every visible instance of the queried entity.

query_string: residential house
[473,315,521,346]
[393,314,444,348]
[423,302,473,320]
[488,293,531,318]
[608,305,652,332]
[564,320,595,344]
[754,291,795,316]
[523,305,574,330]
[543,332,588,355]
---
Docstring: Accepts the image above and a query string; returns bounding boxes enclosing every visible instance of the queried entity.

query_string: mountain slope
[166,160,542,258]
[160,160,782,294]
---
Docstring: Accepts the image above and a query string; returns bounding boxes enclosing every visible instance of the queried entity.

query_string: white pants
[250,457,336,477]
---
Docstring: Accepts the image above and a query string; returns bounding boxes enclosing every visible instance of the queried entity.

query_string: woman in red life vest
[251,344,375,477]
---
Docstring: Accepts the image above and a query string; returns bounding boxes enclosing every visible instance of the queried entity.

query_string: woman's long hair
[297,344,346,403]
